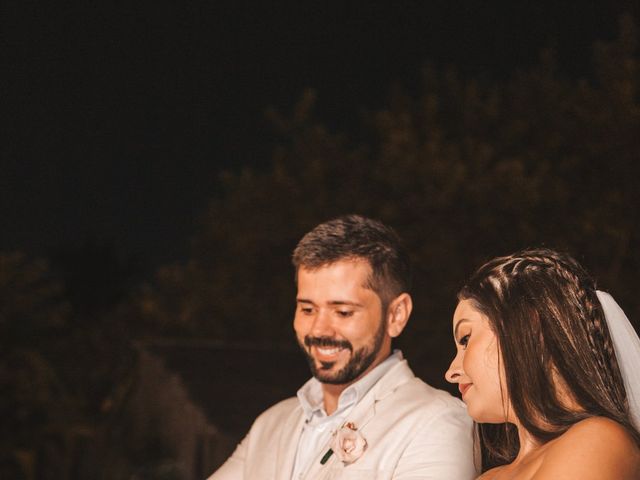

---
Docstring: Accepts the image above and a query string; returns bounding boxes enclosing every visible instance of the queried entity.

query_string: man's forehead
[296,259,379,299]
[298,256,373,274]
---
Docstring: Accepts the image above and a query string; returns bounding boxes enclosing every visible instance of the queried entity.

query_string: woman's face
[445,299,513,423]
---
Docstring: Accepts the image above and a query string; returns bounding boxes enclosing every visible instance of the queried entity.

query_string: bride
[446,248,640,479]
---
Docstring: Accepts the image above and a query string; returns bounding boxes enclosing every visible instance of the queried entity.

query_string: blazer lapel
[352,359,415,429]
[301,433,340,479]
[301,392,380,479]
[275,406,307,480]
[303,361,416,479]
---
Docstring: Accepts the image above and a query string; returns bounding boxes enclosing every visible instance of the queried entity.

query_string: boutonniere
[321,421,368,465]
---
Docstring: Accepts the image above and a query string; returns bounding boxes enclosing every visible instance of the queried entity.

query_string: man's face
[294,258,392,385]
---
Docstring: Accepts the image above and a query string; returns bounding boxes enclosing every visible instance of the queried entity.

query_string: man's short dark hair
[292,214,411,308]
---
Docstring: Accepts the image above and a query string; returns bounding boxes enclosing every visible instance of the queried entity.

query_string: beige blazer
[209,360,476,479]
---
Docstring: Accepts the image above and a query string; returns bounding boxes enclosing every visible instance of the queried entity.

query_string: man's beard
[299,319,387,385]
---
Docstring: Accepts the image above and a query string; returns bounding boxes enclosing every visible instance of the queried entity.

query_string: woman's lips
[459,383,472,397]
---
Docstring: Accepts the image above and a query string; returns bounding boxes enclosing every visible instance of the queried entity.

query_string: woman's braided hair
[459,248,639,470]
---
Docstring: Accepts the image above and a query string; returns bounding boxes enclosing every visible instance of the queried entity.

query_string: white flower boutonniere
[330,422,368,464]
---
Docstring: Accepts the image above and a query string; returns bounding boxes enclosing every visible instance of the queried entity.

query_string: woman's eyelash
[459,334,470,347]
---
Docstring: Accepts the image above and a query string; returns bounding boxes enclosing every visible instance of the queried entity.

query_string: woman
[446,248,640,479]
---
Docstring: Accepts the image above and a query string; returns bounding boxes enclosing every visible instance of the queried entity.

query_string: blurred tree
[0,252,69,349]
[1,244,143,477]
[138,17,639,389]
[47,239,141,415]
[0,252,72,470]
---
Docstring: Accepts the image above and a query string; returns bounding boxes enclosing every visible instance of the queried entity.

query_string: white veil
[596,290,640,429]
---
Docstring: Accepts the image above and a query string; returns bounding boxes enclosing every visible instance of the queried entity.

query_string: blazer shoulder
[381,361,464,408]
[253,395,301,426]
[374,364,470,431]
[396,374,467,412]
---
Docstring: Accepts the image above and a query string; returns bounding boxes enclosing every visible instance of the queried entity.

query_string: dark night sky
[3,1,636,269]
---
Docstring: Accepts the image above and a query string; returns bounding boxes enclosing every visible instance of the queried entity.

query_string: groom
[209,215,476,479]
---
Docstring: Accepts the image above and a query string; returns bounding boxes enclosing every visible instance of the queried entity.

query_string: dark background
[3,2,640,478]
[4,1,635,267]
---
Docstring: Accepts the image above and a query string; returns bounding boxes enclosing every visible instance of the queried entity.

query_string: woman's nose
[445,354,463,384]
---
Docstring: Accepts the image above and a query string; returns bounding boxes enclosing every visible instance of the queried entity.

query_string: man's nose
[310,309,335,337]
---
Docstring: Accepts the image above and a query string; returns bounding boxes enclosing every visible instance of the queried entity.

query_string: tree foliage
[0,245,141,475]
[0,252,72,456]
[137,18,640,386]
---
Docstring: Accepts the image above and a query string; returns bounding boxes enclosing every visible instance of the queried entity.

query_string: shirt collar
[296,350,404,420]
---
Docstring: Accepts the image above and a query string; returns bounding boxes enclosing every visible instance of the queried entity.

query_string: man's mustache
[304,336,352,351]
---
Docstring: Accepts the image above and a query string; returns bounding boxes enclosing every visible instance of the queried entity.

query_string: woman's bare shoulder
[558,416,637,447]
[535,417,640,479]
[476,465,505,479]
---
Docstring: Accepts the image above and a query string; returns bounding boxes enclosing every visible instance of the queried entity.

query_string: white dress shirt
[291,351,403,479]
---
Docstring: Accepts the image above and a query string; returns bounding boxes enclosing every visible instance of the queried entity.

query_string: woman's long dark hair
[459,248,640,470]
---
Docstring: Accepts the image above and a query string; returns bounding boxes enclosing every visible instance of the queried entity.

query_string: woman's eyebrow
[454,318,471,338]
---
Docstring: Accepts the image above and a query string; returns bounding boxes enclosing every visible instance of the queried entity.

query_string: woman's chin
[466,405,506,424]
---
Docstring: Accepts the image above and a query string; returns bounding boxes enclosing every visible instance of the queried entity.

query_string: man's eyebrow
[454,318,471,338]
[328,300,363,307]
[295,299,364,307]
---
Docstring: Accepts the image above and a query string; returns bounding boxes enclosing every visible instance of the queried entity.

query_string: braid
[585,289,629,411]
[552,255,611,382]
[513,251,627,411]
[548,252,627,412]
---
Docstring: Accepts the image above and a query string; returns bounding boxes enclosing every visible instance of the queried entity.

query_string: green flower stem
[320,448,334,465]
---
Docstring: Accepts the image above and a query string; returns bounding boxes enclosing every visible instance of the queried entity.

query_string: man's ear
[386,293,412,338]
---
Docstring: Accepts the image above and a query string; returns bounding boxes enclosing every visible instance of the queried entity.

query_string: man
[209,215,476,479]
